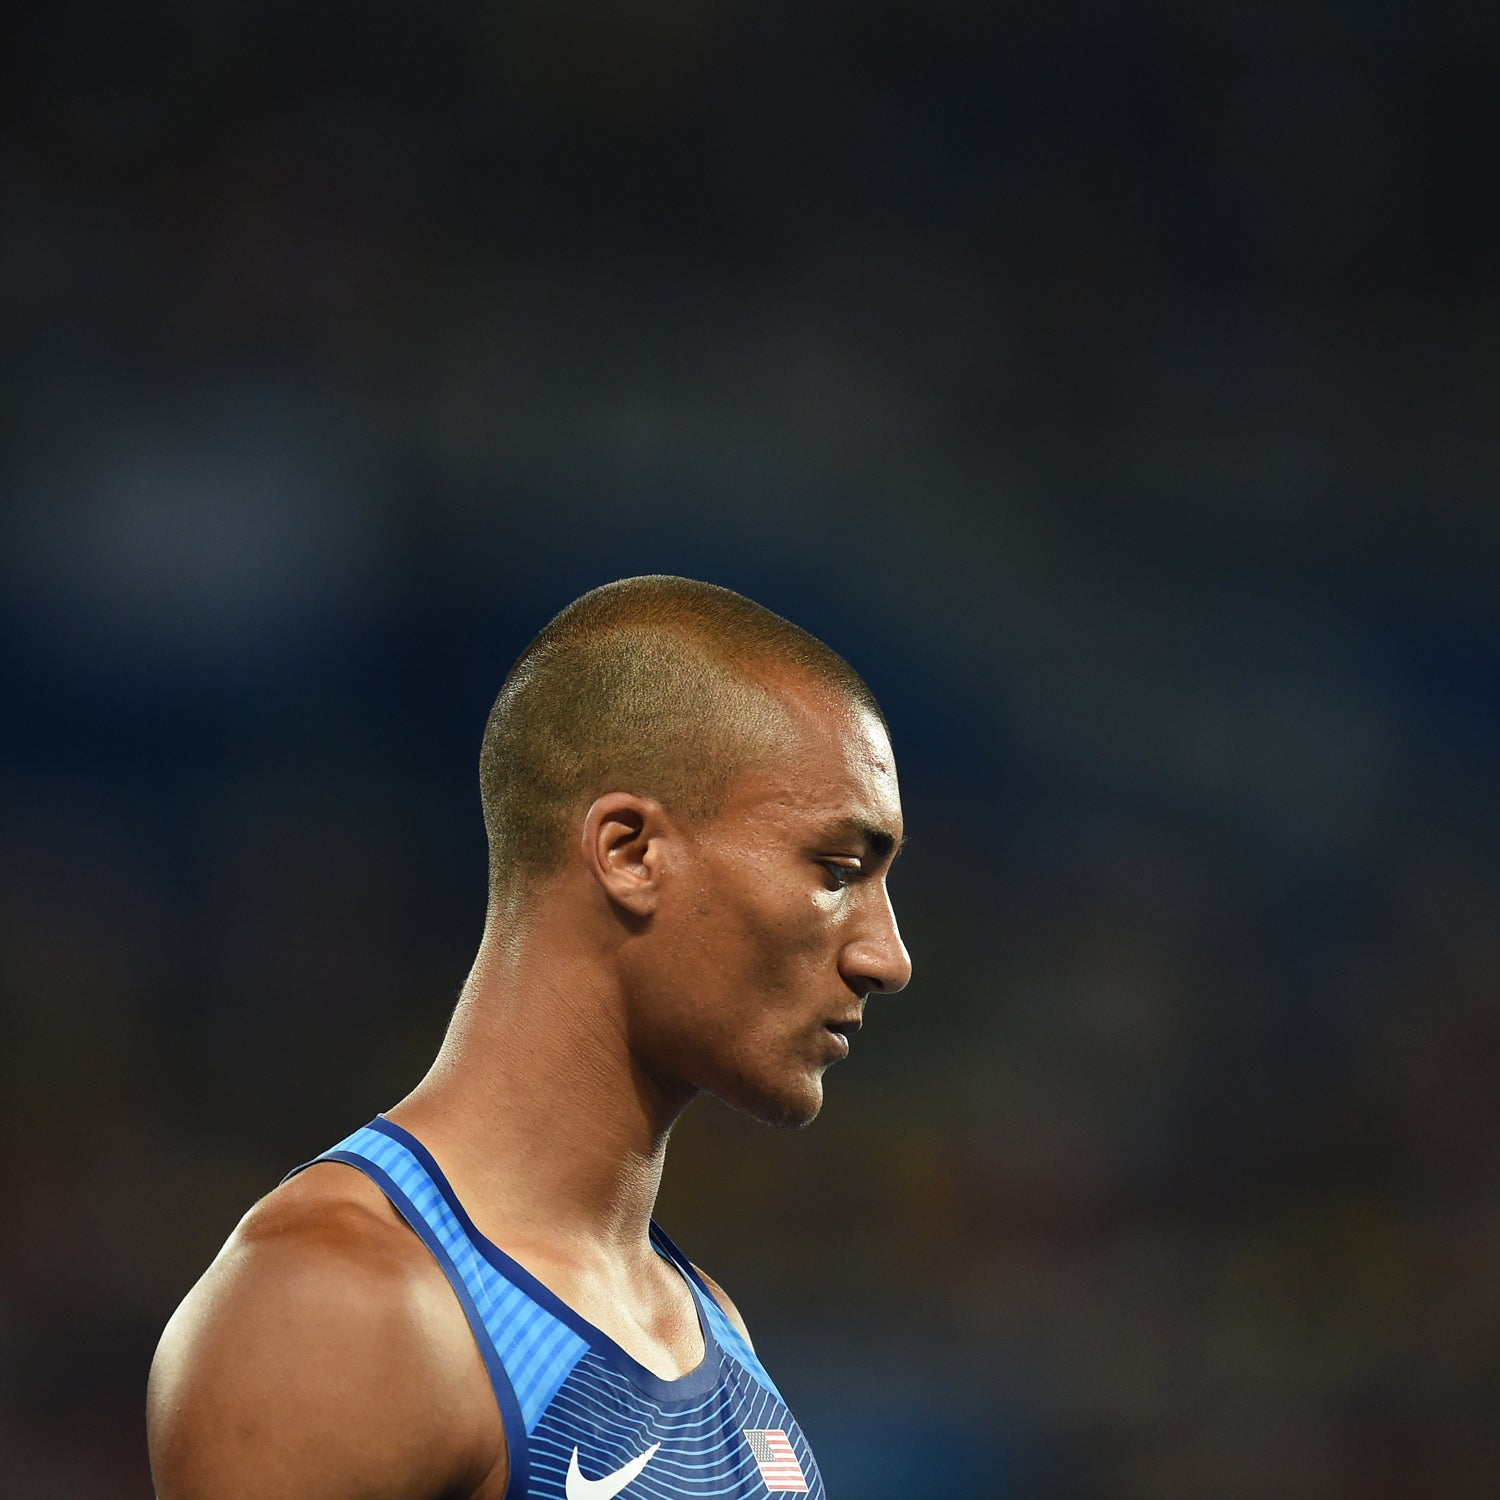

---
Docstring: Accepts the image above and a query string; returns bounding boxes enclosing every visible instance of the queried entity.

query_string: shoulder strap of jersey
[288,1117,593,1497]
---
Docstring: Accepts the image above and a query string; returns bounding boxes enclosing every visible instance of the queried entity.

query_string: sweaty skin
[147,676,910,1500]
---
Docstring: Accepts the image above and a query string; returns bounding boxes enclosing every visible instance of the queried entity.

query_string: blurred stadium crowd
[2,2,1497,1496]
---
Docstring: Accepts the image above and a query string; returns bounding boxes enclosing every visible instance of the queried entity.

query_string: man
[147,576,912,1499]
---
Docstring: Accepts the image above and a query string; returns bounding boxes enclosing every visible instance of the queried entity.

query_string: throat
[536,1243,709,1381]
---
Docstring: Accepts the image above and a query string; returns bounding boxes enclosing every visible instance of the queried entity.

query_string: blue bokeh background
[2,3,1497,1495]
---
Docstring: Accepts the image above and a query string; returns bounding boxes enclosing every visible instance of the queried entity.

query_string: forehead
[717,683,902,842]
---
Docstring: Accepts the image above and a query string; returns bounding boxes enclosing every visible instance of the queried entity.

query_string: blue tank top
[300,1117,826,1500]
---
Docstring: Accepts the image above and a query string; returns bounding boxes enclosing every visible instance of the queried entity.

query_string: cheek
[669,866,834,1004]
[740,898,835,995]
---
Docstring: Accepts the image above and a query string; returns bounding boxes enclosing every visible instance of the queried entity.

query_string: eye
[819,860,860,890]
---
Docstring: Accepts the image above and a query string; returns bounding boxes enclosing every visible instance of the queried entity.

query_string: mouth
[822,1017,862,1057]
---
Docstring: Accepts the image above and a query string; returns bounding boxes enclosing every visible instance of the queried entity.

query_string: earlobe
[581,793,666,916]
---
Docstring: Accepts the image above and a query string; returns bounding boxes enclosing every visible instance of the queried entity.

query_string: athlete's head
[479,575,910,1127]
[479,575,882,896]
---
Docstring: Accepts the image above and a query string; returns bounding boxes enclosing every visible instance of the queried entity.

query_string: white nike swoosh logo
[566,1441,661,1500]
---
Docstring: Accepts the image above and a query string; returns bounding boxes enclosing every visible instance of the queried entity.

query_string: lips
[822,1016,862,1057]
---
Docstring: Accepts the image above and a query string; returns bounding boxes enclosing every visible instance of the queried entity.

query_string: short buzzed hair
[479,576,882,889]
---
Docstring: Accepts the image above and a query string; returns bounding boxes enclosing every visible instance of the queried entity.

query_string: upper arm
[148,1189,502,1500]
[691,1263,756,1352]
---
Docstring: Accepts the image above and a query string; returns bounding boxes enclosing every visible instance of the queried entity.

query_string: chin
[716,1072,825,1131]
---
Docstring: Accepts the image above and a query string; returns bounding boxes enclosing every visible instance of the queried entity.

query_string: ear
[580,792,672,916]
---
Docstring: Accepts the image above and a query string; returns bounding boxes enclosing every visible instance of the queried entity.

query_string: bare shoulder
[148,1162,506,1500]
[690,1263,756,1352]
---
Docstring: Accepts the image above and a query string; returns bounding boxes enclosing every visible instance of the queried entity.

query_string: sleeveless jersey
[298,1117,826,1500]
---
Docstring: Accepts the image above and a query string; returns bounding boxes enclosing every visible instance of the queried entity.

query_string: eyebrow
[827,818,904,863]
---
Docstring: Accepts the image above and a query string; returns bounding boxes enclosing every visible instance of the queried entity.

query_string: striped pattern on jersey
[299,1117,825,1500]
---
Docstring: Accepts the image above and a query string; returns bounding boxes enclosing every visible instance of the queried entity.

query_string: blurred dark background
[3,2,1498,1496]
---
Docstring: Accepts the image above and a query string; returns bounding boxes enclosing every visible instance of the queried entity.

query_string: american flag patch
[743,1429,809,1492]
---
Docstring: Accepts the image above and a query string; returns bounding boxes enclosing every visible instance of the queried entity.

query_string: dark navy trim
[370,1116,725,1404]
[321,1149,529,1500]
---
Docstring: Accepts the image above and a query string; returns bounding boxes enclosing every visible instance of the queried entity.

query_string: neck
[386,900,692,1259]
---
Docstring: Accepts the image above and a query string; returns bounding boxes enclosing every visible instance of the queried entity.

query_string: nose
[840,884,913,996]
